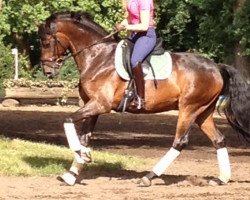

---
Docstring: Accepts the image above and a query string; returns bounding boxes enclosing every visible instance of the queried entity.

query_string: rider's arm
[125,10,150,32]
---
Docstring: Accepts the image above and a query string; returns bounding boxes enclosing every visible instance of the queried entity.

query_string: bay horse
[38,11,250,186]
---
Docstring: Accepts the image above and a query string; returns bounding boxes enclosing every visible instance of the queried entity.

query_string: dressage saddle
[121,37,165,78]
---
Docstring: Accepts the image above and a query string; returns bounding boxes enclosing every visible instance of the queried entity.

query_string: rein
[41,30,118,69]
[57,30,118,63]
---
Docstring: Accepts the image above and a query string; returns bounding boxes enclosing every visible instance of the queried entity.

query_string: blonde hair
[121,0,128,18]
[121,0,127,10]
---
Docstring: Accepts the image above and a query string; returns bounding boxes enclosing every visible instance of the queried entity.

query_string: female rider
[116,0,156,109]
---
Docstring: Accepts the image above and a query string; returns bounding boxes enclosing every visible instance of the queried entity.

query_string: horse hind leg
[196,111,231,185]
[139,109,194,187]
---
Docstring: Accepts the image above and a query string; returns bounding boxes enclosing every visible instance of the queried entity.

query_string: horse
[38,11,250,186]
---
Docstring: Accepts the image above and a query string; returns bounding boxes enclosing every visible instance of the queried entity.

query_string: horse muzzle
[41,62,59,78]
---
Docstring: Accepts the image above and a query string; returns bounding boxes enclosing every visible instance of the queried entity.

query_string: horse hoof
[57,172,76,186]
[209,178,226,186]
[137,176,152,187]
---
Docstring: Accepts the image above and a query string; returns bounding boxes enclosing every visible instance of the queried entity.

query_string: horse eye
[41,40,50,48]
[44,43,50,48]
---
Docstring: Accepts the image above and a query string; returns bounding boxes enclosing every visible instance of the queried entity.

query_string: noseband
[41,30,118,69]
[40,35,69,69]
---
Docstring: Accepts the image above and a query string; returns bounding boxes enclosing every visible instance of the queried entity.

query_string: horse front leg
[58,100,110,186]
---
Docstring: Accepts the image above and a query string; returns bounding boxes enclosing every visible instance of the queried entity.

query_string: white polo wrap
[64,122,81,151]
[153,147,180,176]
[60,172,76,186]
[74,146,91,164]
[69,165,80,176]
[217,147,231,183]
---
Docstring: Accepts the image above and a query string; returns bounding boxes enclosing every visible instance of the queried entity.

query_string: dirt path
[0,105,249,200]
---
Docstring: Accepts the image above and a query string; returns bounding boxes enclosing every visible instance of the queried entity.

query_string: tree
[233,0,250,78]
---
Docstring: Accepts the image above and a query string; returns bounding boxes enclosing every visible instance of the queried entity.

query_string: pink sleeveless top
[127,0,155,28]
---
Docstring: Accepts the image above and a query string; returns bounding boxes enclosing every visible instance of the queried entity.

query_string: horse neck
[59,22,117,75]
[60,22,117,75]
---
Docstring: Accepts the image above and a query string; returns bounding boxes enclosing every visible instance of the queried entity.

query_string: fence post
[11,48,18,80]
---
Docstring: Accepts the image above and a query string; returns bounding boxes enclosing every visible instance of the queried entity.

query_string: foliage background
[0,0,250,87]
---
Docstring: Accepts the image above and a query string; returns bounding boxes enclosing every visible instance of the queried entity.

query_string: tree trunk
[233,0,250,80]
[234,44,250,80]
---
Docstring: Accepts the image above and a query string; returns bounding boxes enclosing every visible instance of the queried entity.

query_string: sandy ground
[0,104,249,200]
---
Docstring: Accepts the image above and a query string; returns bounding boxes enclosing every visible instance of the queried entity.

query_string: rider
[115,0,156,109]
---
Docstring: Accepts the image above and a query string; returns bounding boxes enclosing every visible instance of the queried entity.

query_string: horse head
[38,12,111,78]
[38,21,70,78]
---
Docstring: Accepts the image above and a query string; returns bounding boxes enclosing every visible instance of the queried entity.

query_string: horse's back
[171,52,221,73]
[171,52,223,87]
[170,52,223,109]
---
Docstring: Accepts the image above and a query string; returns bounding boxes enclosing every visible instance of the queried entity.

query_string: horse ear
[38,23,46,37]
[50,22,57,34]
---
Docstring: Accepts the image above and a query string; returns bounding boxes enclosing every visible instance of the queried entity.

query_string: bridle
[41,30,118,69]
[40,34,69,69]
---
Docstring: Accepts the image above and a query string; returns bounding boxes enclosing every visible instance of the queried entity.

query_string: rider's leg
[130,28,156,109]
[131,62,145,109]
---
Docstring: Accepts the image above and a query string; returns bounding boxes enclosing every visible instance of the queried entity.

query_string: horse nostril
[45,72,53,79]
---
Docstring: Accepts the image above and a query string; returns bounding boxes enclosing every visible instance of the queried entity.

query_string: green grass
[0,136,149,176]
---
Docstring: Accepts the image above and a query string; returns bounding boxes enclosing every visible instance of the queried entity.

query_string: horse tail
[218,63,250,143]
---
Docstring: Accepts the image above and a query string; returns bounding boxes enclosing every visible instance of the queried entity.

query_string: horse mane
[41,11,108,37]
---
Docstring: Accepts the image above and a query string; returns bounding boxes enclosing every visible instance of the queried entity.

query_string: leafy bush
[32,58,79,81]
[3,78,79,89]
[0,35,32,88]
[156,0,236,61]
[0,36,13,88]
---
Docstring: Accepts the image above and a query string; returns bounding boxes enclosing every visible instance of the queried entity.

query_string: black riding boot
[132,62,145,109]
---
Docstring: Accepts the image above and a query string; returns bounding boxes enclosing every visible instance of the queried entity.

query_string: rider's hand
[115,23,126,32]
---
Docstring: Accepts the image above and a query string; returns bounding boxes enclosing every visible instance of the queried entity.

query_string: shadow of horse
[23,156,71,170]
[23,155,189,185]
[21,153,250,186]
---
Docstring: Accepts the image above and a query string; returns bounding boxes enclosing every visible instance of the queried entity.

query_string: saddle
[121,38,165,78]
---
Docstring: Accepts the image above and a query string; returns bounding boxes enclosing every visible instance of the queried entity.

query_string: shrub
[0,36,14,88]
[32,58,79,81]
[0,35,33,89]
